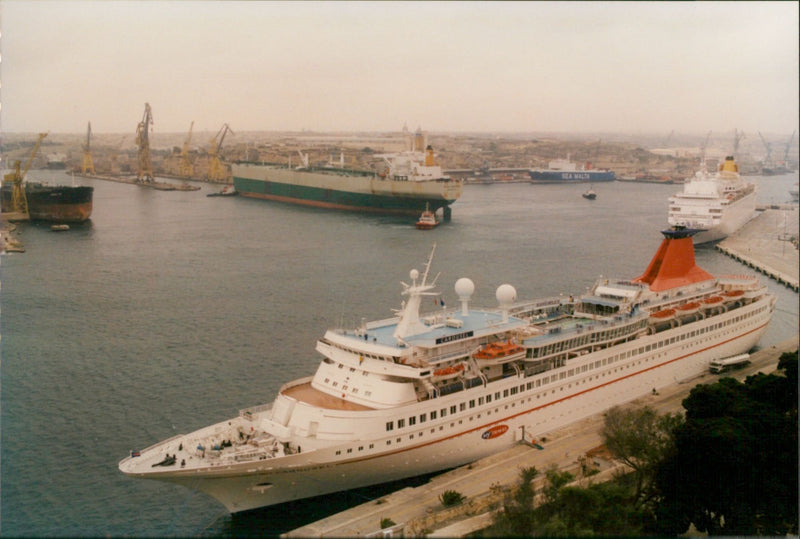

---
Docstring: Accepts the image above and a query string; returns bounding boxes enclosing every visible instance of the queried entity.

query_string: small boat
[722,290,745,301]
[416,204,439,229]
[432,363,465,380]
[675,302,700,315]
[207,185,238,197]
[703,296,724,307]
[50,224,70,232]
[649,308,676,321]
[582,189,597,200]
[473,341,526,365]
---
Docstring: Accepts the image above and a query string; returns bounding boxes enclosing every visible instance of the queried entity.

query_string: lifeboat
[473,341,526,365]
[649,308,676,321]
[675,302,701,315]
[703,296,724,310]
[432,363,465,380]
[722,290,745,301]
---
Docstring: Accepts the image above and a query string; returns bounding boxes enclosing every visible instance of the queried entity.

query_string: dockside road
[284,336,798,538]
[716,208,799,291]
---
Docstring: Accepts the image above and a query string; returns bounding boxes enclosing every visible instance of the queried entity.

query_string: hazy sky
[1,1,797,135]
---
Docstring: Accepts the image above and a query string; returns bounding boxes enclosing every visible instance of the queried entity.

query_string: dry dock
[283,336,798,538]
[74,173,200,191]
[716,208,799,291]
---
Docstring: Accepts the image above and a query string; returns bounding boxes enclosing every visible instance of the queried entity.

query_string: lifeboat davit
[473,341,526,364]
[649,308,676,321]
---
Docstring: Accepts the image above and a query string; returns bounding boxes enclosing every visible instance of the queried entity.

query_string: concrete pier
[716,208,799,291]
[283,336,798,538]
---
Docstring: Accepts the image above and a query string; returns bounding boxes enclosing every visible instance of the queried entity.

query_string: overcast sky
[1,1,797,136]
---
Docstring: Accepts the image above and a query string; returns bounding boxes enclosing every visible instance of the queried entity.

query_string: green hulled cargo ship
[232,146,462,215]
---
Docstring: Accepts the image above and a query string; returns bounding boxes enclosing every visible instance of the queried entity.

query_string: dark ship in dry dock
[1,182,94,223]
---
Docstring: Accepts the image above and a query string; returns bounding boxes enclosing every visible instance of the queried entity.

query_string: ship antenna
[421,243,436,285]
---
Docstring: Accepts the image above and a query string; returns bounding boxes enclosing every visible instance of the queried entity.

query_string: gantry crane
[2,132,47,219]
[136,103,154,182]
[82,122,95,175]
[207,123,233,182]
[180,121,194,178]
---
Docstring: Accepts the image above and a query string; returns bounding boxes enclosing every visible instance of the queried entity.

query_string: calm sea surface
[2,170,797,537]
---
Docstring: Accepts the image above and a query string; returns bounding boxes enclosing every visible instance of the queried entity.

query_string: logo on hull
[481,425,509,440]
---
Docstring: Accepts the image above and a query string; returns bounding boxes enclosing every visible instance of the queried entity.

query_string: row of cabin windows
[383,306,762,433]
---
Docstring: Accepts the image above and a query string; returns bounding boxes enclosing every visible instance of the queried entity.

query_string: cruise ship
[668,155,756,244]
[231,146,462,216]
[119,231,775,513]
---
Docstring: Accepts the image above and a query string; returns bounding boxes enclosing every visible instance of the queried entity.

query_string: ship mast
[393,244,440,343]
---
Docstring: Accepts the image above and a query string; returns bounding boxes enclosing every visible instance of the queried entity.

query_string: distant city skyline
[1,1,797,136]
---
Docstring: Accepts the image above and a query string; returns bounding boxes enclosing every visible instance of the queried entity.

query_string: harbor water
[2,170,797,537]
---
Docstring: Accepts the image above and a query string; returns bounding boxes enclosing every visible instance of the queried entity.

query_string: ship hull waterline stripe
[161,319,769,479]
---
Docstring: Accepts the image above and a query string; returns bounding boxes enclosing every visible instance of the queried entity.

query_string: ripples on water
[1,170,797,536]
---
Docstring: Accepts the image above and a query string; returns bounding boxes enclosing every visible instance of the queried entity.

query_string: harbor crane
[2,132,47,220]
[207,123,233,182]
[180,121,194,178]
[782,130,795,167]
[82,122,95,175]
[732,129,745,155]
[699,131,712,169]
[136,103,154,183]
[758,131,773,168]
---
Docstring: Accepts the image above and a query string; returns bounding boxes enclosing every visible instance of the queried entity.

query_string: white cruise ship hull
[121,293,772,512]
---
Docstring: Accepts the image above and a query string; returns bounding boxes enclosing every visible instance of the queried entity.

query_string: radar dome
[496,284,517,306]
[454,278,475,298]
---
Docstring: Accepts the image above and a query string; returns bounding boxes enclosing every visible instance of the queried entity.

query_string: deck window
[398,419,405,428]
[386,421,393,431]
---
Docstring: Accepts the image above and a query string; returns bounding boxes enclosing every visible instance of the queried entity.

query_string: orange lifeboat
[722,290,745,301]
[473,341,526,364]
[650,308,676,321]
[432,363,465,379]
[703,296,724,309]
[676,302,700,314]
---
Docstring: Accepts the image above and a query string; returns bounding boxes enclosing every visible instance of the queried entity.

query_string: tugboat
[415,204,439,229]
[582,188,597,200]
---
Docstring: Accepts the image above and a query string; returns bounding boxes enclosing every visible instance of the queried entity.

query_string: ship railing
[240,403,272,420]
[136,434,183,455]
[423,348,475,367]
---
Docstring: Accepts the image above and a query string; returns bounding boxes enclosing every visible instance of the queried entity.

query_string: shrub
[439,489,465,507]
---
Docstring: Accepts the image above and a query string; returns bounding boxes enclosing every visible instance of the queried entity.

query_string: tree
[490,466,539,537]
[652,352,798,535]
[602,405,682,501]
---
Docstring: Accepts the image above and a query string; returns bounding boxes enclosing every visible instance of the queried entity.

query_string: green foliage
[439,489,465,507]
[379,517,395,529]
[540,481,647,536]
[491,466,539,537]
[602,405,682,500]
[652,351,798,536]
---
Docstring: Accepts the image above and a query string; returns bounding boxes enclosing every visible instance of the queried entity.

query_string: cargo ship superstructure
[529,157,615,183]
[120,232,774,513]
[668,155,756,244]
[232,145,462,215]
